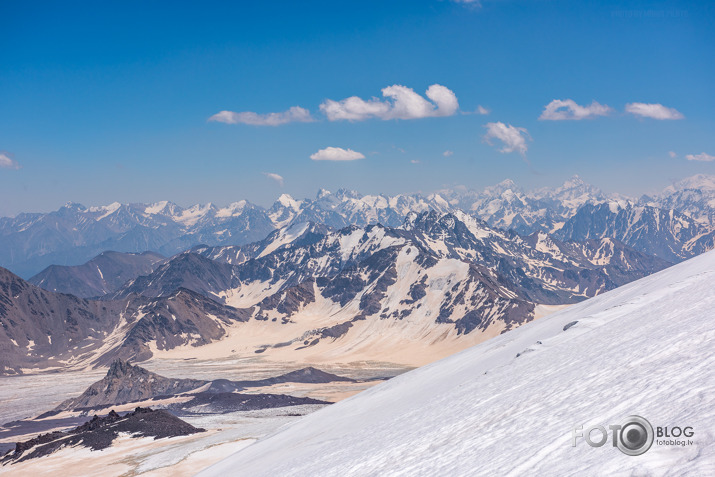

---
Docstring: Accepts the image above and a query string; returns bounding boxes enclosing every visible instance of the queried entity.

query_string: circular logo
[617,415,654,456]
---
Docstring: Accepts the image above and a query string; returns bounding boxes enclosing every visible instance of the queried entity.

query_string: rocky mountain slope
[0,268,250,374]
[0,360,350,459]
[0,266,122,374]
[108,252,239,300]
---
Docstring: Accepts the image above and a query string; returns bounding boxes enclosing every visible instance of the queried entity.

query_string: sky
[1,0,713,216]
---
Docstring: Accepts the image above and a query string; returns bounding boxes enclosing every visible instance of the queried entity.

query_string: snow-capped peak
[335,188,361,200]
[483,178,520,196]
[144,200,170,215]
[427,193,450,210]
[143,200,183,217]
[665,174,715,194]
[88,201,122,219]
[275,194,301,210]
[62,201,86,210]
[561,174,586,189]
[177,203,215,226]
[606,199,629,214]
[216,201,248,218]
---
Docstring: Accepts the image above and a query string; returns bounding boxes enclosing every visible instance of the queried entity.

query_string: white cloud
[685,152,715,162]
[669,151,678,159]
[411,159,421,164]
[209,106,313,126]
[263,172,284,186]
[320,84,459,121]
[310,147,365,162]
[625,102,684,120]
[539,99,612,120]
[0,152,20,170]
[483,122,530,156]
[443,150,454,157]
[476,105,490,115]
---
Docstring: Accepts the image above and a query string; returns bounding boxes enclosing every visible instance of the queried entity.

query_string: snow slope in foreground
[199,250,715,477]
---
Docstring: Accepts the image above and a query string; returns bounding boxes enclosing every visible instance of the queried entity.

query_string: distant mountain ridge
[554,201,714,262]
[27,251,165,298]
[4,174,714,277]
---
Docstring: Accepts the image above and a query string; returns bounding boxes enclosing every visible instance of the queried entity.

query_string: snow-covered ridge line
[6,173,715,221]
[3,174,715,278]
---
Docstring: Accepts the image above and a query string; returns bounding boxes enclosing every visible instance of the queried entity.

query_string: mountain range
[3,174,714,278]
[0,210,670,375]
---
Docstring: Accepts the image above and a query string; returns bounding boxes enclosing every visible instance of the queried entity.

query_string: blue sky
[1,0,713,215]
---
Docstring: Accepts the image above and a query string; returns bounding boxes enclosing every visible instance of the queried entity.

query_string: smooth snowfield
[199,250,715,476]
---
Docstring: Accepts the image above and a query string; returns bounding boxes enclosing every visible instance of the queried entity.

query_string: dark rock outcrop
[55,360,208,411]
[1,407,204,464]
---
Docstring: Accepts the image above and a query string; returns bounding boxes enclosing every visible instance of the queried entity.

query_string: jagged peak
[334,188,361,200]
[316,188,332,200]
[106,359,138,378]
[665,174,715,194]
[427,193,450,207]
[275,193,300,207]
[144,200,182,215]
[403,210,461,232]
[87,201,122,214]
[215,200,250,217]
[483,178,522,196]
[562,174,586,188]
[185,202,215,212]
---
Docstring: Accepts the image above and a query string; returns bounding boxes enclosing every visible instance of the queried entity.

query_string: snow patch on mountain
[215,201,248,218]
